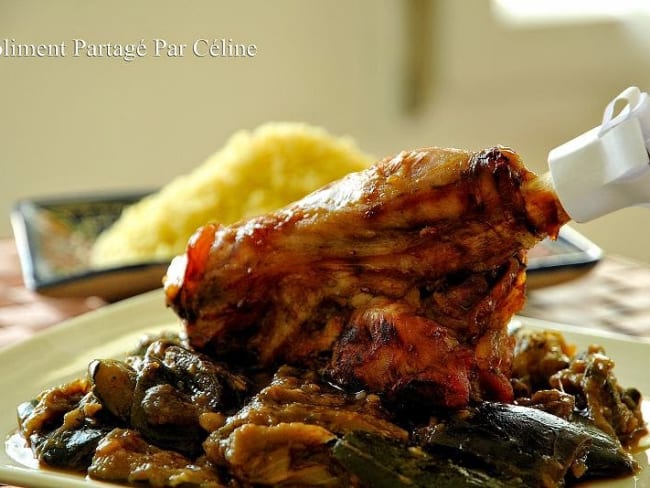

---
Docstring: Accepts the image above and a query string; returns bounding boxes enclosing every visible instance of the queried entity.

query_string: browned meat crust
[165,146,569,408]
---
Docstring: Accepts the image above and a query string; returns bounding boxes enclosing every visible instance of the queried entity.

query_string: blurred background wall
[2,0,650,262]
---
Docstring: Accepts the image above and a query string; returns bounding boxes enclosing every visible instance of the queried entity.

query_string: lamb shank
[164,146,569,408]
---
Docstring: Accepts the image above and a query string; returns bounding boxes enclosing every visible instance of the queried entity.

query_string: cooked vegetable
[511,329,574,396]
[18,378,90,442]
[208,366,408,444]
[36,423,112,471]
[88,428,223,487]
[17,380,117,471]
[217,423,343,487]
[89,340,251,458]
[416,402,638,485]
[550,344,647,447]
[15,331,647,487]
[89,359,136,422]
[333,431,513,488]
[572,418,639,479]
[205,366,407,485]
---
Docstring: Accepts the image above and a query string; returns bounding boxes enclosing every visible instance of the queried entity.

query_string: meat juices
[165,146,569,408]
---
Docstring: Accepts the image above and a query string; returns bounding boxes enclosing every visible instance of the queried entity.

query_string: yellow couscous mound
[90,122,374,267]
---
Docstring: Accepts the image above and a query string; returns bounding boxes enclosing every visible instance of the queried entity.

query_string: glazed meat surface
[165,146,569,408]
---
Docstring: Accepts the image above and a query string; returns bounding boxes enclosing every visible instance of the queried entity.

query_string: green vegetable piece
[38,424,111,471]
[420,402,637,486]
[332,431,514,488]
[571,419,638,479]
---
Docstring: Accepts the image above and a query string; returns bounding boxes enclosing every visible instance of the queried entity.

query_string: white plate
[0,290,648,487]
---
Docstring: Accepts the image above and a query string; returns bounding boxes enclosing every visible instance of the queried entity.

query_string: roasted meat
[165,146,569,408]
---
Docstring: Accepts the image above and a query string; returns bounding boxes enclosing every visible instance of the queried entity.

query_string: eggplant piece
[128,357,205,457]
[88,341,251,457]
[19,392,116,471]
[129,343,250,457]
[16,400,37,425]
[16,379,121,471]
[550,345,648,447]
[417,402,638,487]
[154,344,250,412]
[332,431,515,488]
[37,423,112,471]
[89,354,203,456]
[89,359,136,422]
[570,419,639,479]
[17,378,90,441]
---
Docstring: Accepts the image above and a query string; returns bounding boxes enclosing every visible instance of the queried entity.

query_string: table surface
[1,237,650,487]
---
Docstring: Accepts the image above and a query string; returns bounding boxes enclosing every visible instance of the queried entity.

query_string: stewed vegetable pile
[16,329,646,487]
